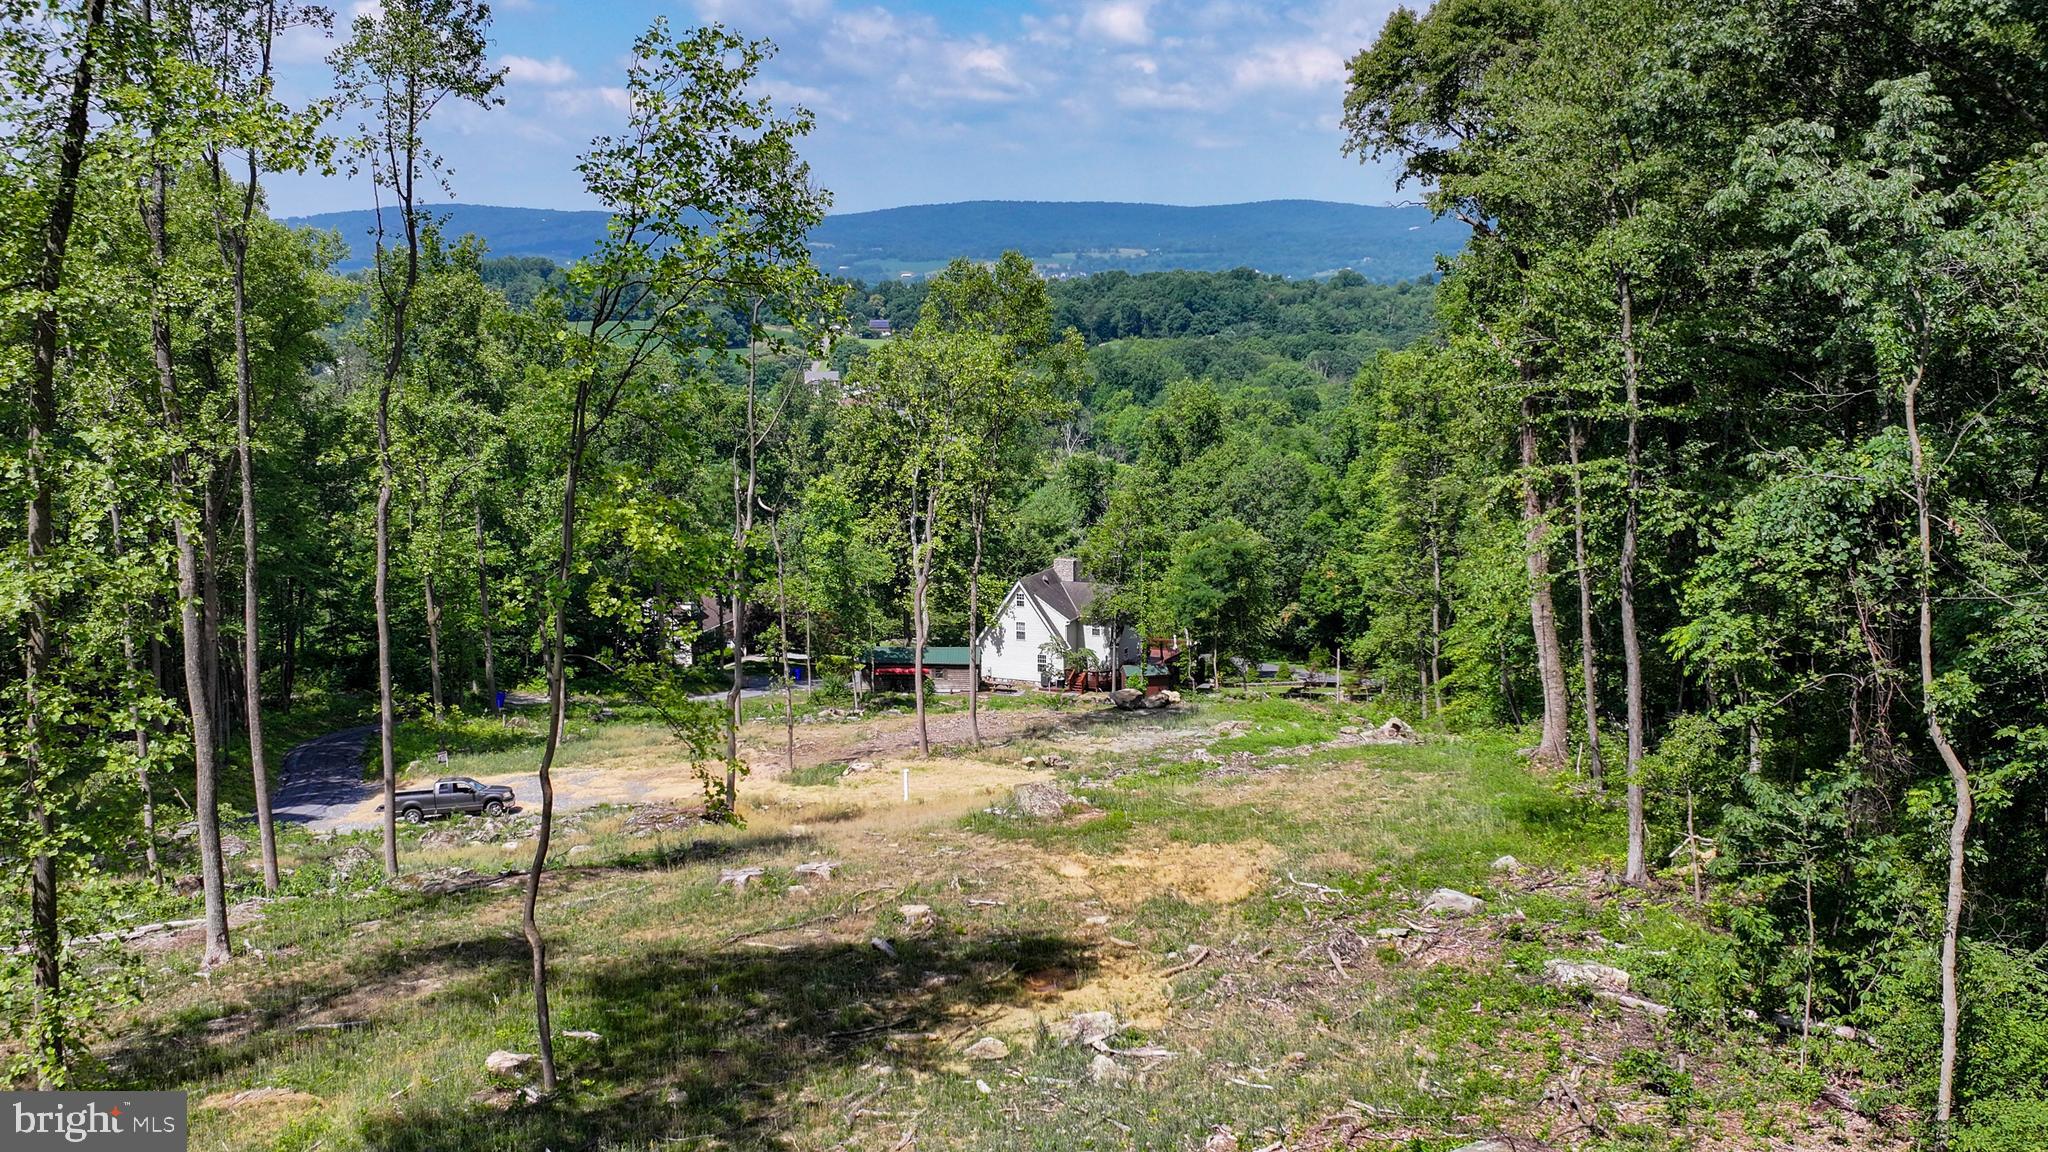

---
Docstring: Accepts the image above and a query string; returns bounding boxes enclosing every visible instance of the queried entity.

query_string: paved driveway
[273,724,378,827]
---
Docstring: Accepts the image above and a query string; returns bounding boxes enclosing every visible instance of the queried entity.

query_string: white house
[977,557,1140,688]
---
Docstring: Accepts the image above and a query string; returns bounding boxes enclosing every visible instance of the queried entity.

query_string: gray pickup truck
[394,776,515,823]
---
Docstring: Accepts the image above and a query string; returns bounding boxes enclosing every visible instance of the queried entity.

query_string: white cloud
[1081,0,1153,46]
[502,54,578,86]
[1230,42,1347,91]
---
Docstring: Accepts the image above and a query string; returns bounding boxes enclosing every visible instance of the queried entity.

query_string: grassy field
[80,696,1898,1151]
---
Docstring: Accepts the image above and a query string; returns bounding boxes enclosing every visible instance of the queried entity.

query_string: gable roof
[1019,563,1107,620]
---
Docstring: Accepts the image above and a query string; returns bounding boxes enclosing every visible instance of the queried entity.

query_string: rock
[1011,781,1081,818]
[898,903,934,928]
[1544,959,1632,994]
[1049,1010,1118,1048]
[847,759,875,774]
[1021,755,1040,767]
[785,884,810,897]
[963,1036,1010,1061]
[1212,720,1251,734]
[1421,888,1485,917]
[1375,927,1411,938]
[1088,1053,1128,1085]
[484,1050,534,1077]
[1364,716,1419,743]
[871,937,898,958]
[1203,1127,1241,1152]
[793,860,839,881]
[1109,688,1146,710]
[560,1029,602,1042]
[718,867,766,889]
[567,844,591,858]
[1139,692,1173,709]
[1490,855,1522,873]
[500,841,519,851]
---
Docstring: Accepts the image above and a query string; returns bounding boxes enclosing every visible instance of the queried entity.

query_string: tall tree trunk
[524,412,585,1097]
[1617,271,1648,884]
[228,235,278,893]
[112,508,161,884]
[279,579,299,711]
[967,505,984,745]
[1518,389,1571,767]
[20,2,103,1082]
[1429,527,1445,718]
[772,515,795,775]
[1907,359,1972,1137]
[725,302,762,813]
[144,162,232,970]
[475,501,498,713]
[200,473,229,757]
[911,482,936,758]
[375,397,399,879]
[1566,417,1606,786]
[422,565,445,723]
[370,109,424,883]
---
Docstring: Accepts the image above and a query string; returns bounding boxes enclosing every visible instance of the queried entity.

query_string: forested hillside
[287,198,1467,281]
[4,1,2048,1150]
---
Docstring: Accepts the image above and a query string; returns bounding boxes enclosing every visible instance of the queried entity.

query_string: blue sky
[264,0,1413,218]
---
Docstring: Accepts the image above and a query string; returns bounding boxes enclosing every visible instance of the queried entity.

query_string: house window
[1014,618,1027,640]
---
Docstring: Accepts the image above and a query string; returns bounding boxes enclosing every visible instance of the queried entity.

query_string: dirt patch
[978,950,1174,1046]
[197,1087,321,1114]
[1052,838,1279,907]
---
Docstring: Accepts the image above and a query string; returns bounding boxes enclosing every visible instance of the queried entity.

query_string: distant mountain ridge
[281,199,1466,281]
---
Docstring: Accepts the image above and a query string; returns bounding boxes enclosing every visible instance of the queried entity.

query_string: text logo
[4,1093,187,1150]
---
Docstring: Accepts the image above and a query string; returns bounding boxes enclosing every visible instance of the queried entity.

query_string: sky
[263,0,1414,219]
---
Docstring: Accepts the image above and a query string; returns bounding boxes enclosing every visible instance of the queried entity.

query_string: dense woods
[2,0,2046,1147]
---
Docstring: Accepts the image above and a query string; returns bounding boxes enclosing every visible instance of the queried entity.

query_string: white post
[901,764,910,804]
[1335,646,1344,705]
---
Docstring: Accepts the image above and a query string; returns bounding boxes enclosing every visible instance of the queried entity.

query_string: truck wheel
[402,806,424,825]
[484,800,506,817]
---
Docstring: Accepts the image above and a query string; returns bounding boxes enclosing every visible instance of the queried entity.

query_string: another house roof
[1020,564,1106,619]
[865,645,973,668]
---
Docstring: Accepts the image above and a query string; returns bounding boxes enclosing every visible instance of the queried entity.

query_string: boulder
[1543,959,1631,994]
[1011,781,1081,818]
[1490,855,1523,873]
[1109,688,1146,710]
[963,1036,1010,1061]
[1421,888,1485,917]
[1370,716,1419,743]
[1049,1010,1118,1048]
[484,1050,534,1077]
[1203,1128,1241,1152]
[1088,1053,1128,1085]
[898,903,935,928]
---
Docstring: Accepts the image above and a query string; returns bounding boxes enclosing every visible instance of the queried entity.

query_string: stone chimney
[1052,556,1081,583]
